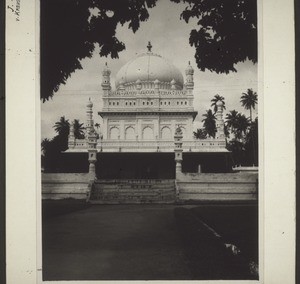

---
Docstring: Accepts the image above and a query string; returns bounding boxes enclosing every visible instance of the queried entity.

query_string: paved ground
[42,202,258,281]
[43,204,193,280]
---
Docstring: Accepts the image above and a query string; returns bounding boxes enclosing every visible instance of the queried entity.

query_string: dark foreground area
[42,200,258,280]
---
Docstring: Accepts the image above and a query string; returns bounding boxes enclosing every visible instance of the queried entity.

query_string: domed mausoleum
[66,43,229,179]
[115,51,184,88]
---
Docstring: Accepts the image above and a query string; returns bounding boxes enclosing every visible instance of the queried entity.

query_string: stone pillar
[174,127,183,176]
[86,98,98,180]
[68,120,75,148]
[87,129,98,181]
[215,100,225,139]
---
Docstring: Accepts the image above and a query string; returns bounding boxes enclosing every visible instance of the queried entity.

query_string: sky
[41,0,258,140]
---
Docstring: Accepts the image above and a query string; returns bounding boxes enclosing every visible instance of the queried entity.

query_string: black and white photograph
[40,0,259,281]
[5,0,296,283]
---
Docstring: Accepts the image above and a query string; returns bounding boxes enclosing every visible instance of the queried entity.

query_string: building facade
[66,43,229,179]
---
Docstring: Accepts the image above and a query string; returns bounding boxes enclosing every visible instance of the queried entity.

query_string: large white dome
[115,52,184,88]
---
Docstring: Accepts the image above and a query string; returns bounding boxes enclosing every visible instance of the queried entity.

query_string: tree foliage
[53,116,70,136]
[225,110,240,133]
[234,113,250,140]
[41,0,158,101]
[171,0,257,73]
[73,119,85,139]
[225,107,257,166]
[193,128,207,139]
[202,109,216,138]
[225,110,250,141]
[244,117,258,165]
[42,117,86,171]
[240,88,257,121]
[211,94,226,113]
[41,0,257,101]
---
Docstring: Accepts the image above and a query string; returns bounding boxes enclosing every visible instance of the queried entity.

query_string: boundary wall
[176,172,258,202]
[42,173,89,200]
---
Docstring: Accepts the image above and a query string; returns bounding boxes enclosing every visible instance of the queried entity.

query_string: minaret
[101,62,111,94]
[85,98,98,180]
[185,61,194,92]
[215,100,225,139]
[86,98,94,136]
[68,120,75,148]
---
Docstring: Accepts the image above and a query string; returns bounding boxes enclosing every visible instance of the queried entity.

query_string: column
[87,130,98,180]
[174,127,183,176]
[86,98,98,180]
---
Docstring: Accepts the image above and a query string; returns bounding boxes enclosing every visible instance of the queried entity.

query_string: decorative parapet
[67,138,228,153]
[106,89,188,97]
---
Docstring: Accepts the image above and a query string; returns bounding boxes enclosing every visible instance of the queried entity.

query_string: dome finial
[147,41,152,52]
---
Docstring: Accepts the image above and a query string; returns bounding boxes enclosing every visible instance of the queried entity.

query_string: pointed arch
[142,126,154,140]
[109,127,119,140]
[161,126,172,140]
[125,126,135,140]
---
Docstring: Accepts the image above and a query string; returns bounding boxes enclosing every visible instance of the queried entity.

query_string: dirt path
[42,204,192,280]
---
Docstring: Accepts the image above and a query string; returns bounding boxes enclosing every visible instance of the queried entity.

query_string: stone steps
[89,179,176,204]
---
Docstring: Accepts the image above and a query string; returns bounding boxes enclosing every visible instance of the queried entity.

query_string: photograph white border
[5,0,295,283]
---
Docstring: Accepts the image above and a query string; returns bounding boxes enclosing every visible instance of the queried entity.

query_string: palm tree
[73,119,85,139]
[94,123,100,130]
[235,113,250,140]
[41,138,51,155]
[225,110,239,133]
[224,124,230,138]
[240,89,257,121]
[202,109,216,138]
[245,117,258,166]
[193,128,207,139]
[53,116,70,137]
[211,94,226,113]
[225,111,250,140]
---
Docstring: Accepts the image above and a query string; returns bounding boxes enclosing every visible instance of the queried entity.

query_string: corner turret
[185,61,194,91]
[215,100,225,139]
[101,62,111,92]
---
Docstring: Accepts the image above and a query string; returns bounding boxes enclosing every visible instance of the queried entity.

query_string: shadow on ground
[42,201,258,280]
[175,206,258,280]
